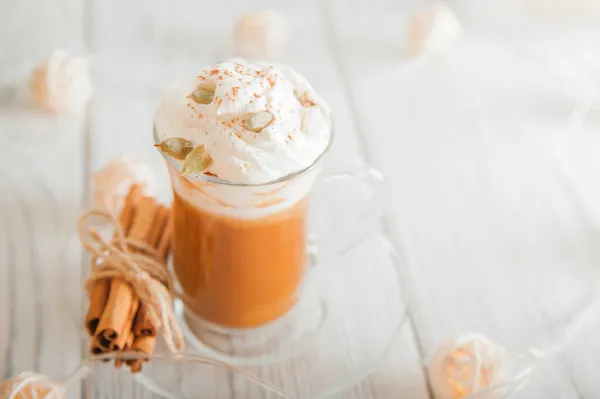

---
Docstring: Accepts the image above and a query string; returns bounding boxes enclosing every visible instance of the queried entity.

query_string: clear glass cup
[153,124,385,354]
[78,232,408,399]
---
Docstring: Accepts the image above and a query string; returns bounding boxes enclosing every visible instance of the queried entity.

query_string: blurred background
[3,0,600,398]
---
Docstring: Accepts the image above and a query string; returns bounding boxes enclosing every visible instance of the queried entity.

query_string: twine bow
[78,209,184,353]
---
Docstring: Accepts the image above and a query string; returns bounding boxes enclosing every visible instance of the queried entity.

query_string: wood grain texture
[0,88,88,396]
[327,0,600,397]
[5,0,600,398]
[0,3,87,399]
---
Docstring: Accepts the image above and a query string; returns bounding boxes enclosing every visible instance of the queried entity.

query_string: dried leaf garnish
[154,138,194,160]
[242,111,274,133]
[181,145,213,175]
[189,88,215,104]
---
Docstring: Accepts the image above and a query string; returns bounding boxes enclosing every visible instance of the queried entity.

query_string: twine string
[78,209,184,353]
[1,209,291,399]
[3,354,291,399]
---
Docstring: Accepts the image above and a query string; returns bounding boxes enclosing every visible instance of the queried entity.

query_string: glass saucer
[133,233,409,399]
[86,353,291,399]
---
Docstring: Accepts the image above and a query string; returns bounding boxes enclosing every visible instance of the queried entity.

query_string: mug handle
[307,163,386,266]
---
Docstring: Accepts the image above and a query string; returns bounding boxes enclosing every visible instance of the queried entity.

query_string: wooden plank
[322,1,433,398]
[0,0,87,395]
[0,1,87,82]
[0,180,9,380]
[326,1,600,396]
[0,108,87,386]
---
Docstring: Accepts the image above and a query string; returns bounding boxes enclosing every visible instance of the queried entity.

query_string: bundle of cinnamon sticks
[85,184,173,372]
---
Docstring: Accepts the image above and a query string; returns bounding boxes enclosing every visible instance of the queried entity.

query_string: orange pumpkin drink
[154,61,332,329]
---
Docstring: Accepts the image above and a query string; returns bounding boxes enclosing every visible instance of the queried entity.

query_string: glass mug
[153,125,384,343]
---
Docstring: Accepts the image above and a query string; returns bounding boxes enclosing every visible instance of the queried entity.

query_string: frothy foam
[156,61,330,218]
[155,61,331,185]
[167,162,320,219]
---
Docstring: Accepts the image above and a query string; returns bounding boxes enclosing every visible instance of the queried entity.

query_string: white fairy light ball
[234,10,289,59]
[428,334,506,399]
[406,3,463,57]
[92,156,156,214]
[30,49,93,115]
[0,373,61,399]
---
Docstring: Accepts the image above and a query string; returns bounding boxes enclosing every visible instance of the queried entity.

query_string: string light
[428,334,506,399]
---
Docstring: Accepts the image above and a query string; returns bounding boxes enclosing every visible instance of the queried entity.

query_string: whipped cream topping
[155,61,331,185]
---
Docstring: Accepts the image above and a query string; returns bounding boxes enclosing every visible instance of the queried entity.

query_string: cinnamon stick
[127,335,157,372]
[85,185,142,337]
[90,336,110,363]
[157,213,173,260]
[130,209,173,372]
[96,277,138,343]
[97,333,113,350]
[95,186,146,345]
[132,206,171,337]
[132,306,155,337]
[100,195,161,365]
[85,278,110,336]
[110,300,139,351]
[128,196,160,245]
[85,184,174,373]
[115,332,134,368]
[119,184,143,236]
[90,336,106,355]
[148,205,170,250]
[124,198,166,372]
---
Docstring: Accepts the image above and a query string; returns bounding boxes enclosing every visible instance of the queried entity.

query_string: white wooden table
[2,0,600,398]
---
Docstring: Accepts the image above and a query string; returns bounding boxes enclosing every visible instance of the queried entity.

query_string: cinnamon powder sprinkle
[204,171,218,178]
